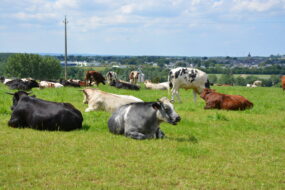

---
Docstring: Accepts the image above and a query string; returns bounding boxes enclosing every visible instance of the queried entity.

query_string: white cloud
[232,0,284,12]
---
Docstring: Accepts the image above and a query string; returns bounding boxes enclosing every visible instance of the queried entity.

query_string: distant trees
[5,54,62,80]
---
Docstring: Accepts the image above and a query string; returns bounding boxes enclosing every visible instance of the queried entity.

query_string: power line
[63,16,68,80]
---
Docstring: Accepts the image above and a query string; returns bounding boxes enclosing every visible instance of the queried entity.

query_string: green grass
[0,83,284,189]
[214,74,272,79]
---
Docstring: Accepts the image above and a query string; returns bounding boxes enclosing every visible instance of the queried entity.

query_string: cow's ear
[152,102,161,110]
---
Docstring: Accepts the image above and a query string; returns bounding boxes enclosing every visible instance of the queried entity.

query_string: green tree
[208,74,218,84]
[234,76,247,86]
[218,74,234,85]
[5,54,62,80]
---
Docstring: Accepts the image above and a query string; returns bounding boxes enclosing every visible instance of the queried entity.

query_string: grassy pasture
[213,74,273,79]
[0,83,284,189]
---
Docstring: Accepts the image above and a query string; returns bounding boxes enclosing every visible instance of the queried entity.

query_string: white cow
[129,71,139,85]
[3,79,13,84]
[144,80,169,90]
[253,80,262,87]
[82,88,143,113]
[39,81,63,88]
[168,67,210,103]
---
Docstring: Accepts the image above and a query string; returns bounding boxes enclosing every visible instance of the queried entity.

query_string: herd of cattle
[1,68,284,140]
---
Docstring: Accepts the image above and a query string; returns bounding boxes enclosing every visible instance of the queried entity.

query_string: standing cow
[129,71,139,85]
[85,71,106,86]
[108,97,181,140]
[168,67,210,103]
[7,91,83,131]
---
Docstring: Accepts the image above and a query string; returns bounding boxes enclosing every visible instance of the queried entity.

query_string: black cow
[59,79,80,87]
[6,79,39,90]
[108,97,180,140]
[7,91,83,131]
[110,80,140,90]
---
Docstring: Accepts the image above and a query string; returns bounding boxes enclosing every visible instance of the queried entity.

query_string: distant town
[53,53,285,71]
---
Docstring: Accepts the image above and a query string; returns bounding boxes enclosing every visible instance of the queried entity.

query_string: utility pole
[63,16,68,80]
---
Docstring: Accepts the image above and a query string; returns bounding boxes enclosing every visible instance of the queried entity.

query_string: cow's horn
[5,92,14,95]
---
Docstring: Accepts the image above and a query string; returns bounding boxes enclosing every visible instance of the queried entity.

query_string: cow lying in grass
[144,80,169,90]
[108,97,181,140]
[7,91,83,131]
[82,88,143,113]
[110,80,140,91]
[200,88,253,110]
[5,79,39,90]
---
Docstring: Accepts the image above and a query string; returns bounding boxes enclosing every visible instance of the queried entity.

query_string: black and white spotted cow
[168,67,210,103]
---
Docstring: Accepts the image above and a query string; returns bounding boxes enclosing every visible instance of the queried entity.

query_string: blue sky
[0,0,284,56]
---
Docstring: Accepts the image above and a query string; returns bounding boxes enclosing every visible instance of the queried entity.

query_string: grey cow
[108,97,181,140]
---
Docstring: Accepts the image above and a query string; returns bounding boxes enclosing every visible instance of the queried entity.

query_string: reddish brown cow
[85,71,106,86]
[281,76,285,91]
[200,88,253,110]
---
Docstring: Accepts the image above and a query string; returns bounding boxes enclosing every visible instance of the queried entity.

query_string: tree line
[0,53,283,87]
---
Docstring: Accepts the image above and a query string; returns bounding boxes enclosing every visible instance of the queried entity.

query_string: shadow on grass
[167,135,198,143]
[81,124,91,131]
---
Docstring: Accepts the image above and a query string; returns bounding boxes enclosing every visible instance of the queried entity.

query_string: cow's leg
[85,105,97,112]
[175,89,182,103]
[171,88,179,102]
[85,107,95,112]
[125,131,146,140]
[155,128,165,139]
[171,89,175,102]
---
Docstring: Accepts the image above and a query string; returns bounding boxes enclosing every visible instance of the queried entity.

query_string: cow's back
[209,93,253,110]
[169,67,208,89]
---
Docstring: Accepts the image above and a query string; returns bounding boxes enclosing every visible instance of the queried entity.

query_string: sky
[0,0,285,57]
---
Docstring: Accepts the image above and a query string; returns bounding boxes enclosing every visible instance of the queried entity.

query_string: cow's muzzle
[168,116,181,125]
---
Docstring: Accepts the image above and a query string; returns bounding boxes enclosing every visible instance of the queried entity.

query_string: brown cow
[129,71,139,85]
[85,71,106,86]
[200,88,253,110]
[281,76,285,91]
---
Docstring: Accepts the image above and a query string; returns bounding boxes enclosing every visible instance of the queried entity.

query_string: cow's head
[6,91,33,110]
[134,71,139,79]
[144,80,150,84]
[200,88,215,99]
[153,97,181,125]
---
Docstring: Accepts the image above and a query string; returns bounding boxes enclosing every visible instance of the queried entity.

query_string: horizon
[1,0,285,57]
[0,52,283,58]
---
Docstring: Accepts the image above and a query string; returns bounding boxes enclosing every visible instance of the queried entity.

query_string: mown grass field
[0,83,284,189]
